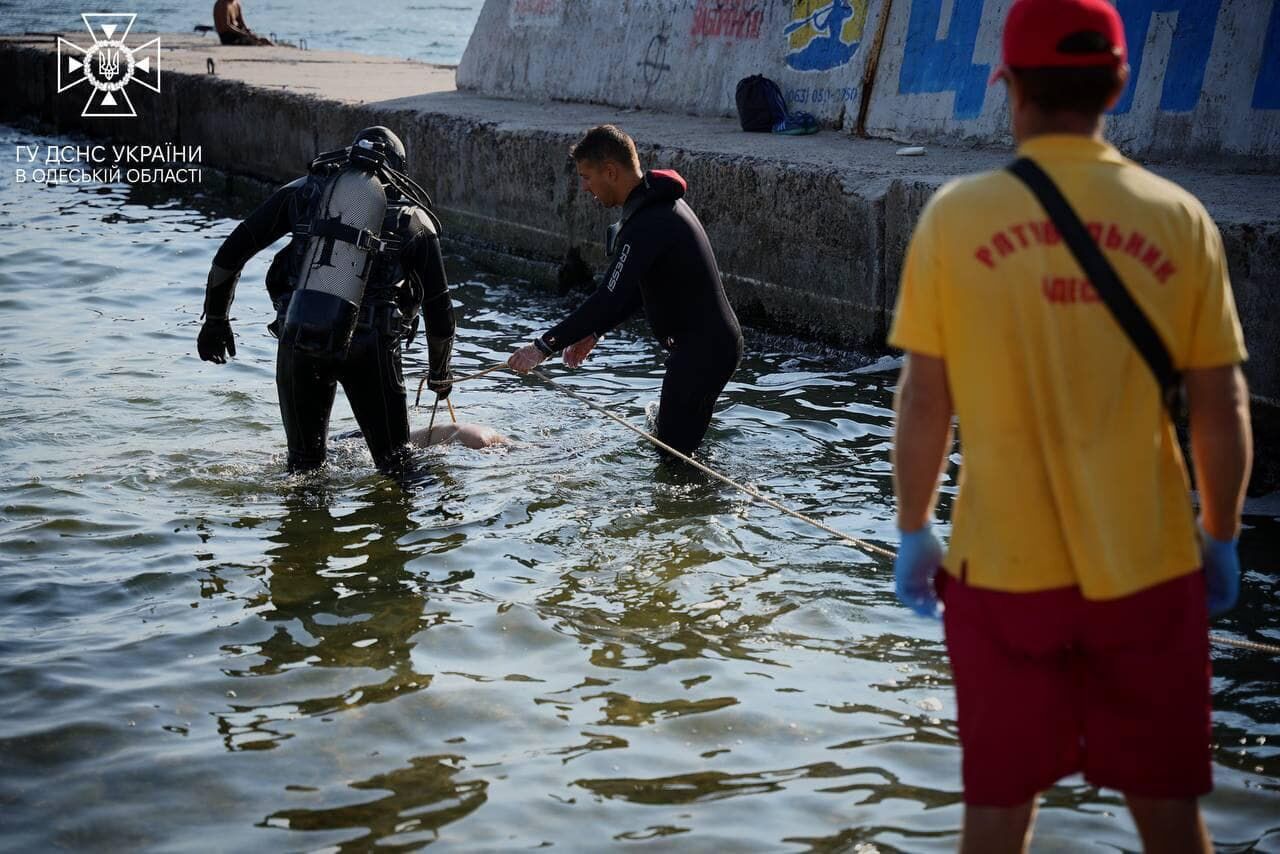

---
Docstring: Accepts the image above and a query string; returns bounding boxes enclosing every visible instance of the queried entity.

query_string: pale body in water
[334,418,509,452]
[411,420,508,450]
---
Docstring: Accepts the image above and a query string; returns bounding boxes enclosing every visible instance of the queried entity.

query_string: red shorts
[938,568,1212,807]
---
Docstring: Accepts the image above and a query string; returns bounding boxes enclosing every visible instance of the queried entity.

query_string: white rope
[413,360,508,407]
[1208,634,1280,655]
[411,361,1280,657]
[529,370,896,559]
[425,396,440,434]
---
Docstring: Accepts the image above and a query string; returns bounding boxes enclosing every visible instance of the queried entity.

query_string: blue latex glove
[895,524,944,618]
[1200,525,1241,618]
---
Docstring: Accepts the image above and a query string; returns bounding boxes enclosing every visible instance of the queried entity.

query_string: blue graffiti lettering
[1112,0,1219,114]
[1254,0,1280,109]
[897,0,989,120]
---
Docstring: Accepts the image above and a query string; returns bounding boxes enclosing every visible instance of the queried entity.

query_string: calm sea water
[0,0,484,65]
[0,123,1277,851]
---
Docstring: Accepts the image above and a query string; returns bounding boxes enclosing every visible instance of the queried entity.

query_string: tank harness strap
[293,221,401,253]
[301,216,386,252]
[292,217,388,279]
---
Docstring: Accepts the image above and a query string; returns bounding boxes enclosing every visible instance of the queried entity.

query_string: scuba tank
[279,139,390,361]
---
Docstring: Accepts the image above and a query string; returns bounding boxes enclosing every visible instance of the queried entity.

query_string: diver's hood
[641,169,686,202]
[607,170,689,255]
[620,169,687,221]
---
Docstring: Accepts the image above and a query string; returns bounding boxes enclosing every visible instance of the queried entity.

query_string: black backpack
[736,75,787,132]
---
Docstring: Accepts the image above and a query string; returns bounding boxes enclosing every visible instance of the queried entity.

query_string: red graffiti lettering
[691,0,763,40]
[513,0,557,14]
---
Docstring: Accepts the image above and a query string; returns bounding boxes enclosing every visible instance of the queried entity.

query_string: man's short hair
[570,125,640,170]
[1009,64,1125,115]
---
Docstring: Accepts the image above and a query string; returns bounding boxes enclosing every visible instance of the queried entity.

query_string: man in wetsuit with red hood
[507,125,743,455]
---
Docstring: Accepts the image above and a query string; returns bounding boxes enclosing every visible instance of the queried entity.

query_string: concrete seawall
[461,0,1280,170]
[3,31,1279,490]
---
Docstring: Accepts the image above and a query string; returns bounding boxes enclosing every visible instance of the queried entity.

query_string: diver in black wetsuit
[507,125,743,456]
[196,126,456,474]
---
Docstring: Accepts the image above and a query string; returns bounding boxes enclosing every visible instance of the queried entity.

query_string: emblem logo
[57,14,161,118]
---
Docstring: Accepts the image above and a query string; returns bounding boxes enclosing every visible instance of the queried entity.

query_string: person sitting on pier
[213,0,273,46]
[506,124,743,457]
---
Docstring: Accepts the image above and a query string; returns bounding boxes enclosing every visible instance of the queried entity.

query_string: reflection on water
[222,487,430,743]
[265,754,489,847]
[0,125,1277,851]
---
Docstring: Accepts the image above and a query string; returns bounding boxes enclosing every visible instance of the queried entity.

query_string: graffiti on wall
[639,21,673,97]
[890,0,1278,121]
[896,0,989,119]
[1112,0,1217,113]
[785,0,869,71]
[785,85,860,105]
[691,0,764,40]
[510,0,560,26]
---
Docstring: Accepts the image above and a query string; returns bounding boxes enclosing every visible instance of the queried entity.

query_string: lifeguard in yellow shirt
[888,0,1252,850]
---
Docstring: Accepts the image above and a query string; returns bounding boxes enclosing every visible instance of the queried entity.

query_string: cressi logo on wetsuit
[607,244,630,292]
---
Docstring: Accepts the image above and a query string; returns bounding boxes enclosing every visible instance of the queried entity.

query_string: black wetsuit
[541,170,742,455]
[204,171,455,472]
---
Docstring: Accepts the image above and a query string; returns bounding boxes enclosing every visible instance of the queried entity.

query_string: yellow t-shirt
[889,135,1247,600]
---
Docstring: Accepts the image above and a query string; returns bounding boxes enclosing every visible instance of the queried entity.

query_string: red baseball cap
[990,0,1127,84]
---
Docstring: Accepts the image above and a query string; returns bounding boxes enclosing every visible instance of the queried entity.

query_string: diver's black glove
[198,317,236,364]
[427,334,454,400]
[404,313,421,348]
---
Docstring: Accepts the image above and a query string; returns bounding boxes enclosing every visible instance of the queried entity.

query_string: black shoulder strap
[1007,157,1181,415]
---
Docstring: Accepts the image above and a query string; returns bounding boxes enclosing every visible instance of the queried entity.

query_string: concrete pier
[2,31,1278,486]
[462,0,1280,171]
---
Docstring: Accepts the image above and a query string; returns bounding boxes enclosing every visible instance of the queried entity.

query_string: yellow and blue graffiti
[785,0,869,72]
